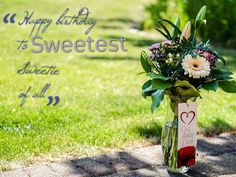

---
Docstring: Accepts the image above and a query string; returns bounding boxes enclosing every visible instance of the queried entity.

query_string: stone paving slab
[0,169,29,177]
[129,145,163,166]
[24,164,59,177]
[70,157,113,176]
[203,153,236,175]
[0,133,235,177]
[48,162,89,177]
[105,168,158,177]
[197,135,236,156]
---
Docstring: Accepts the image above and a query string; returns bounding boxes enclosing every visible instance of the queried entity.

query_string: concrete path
[1,133,236,177]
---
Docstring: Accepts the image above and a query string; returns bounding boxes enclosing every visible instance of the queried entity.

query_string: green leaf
[157,19,182,35]
[195,5,206,28]
[154,28,170,39]
[218,80,236,93]
[151,89,165,112]
[202,81,218,92]
[136,71,145,75]
[175,80,200,98]
[146,56,155,68]
[171,17,180,39]
[212,51,226,65]
[142,80,151,90]
[211,69,233,80]
[152,79,172,90]
[156,21,171,39]
[147,72,170,81]
[140,51,151,73]
[218,55,226,66]
[142,80,156,98]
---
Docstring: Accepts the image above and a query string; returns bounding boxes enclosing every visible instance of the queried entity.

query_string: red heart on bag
[180,111,195,125]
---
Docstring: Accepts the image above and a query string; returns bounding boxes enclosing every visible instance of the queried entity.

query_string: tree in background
[143,0,187,30]
[143,0,236,49]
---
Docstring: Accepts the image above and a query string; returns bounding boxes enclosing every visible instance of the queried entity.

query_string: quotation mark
[47,96,60,106]
[3,13,16,24]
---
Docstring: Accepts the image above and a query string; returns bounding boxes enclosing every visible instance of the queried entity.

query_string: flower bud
[180,21,191,42]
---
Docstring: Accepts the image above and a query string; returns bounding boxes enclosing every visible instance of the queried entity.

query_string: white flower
[182,54,210,79]
[180,21,191,42]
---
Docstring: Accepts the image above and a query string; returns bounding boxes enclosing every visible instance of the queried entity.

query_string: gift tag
[177,102,197,168]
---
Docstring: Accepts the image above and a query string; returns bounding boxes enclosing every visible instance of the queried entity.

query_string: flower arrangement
[140,5,236,112]
[140,6,236,173]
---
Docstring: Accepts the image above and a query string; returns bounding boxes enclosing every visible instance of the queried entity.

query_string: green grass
[0,0,236,167]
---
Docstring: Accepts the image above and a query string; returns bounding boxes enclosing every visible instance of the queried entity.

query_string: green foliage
[174,80,200,98]
[194,5,206,29]
[212,51,226,65]
[157,19,182,37]
[152,79,172,90]
[144,0,236,48]
[219,80,236,93]
[184,0,236,49]
[141,5,236,119]
[171,17,180,39]
[140,51,151,73]
[147,72,170,81]
[202,81,218,92]
[143,0,188,30]
[140,4,236,115]
[142,80,156,98]
[151,89,165,112]
[156,21,172,39]
[211,69,233,81]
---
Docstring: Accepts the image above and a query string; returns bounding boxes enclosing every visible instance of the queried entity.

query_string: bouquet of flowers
[140,6,236,173]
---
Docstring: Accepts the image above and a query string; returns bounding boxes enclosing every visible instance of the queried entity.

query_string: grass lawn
[0,0,236,169]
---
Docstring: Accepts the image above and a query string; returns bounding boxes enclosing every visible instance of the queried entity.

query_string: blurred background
[142,0,236,49]
[0,0,235,170]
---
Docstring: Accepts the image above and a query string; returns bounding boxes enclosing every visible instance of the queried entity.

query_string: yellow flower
[182,54,210,79]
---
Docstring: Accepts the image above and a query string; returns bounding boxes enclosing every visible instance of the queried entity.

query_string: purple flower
[148,43,160,51]
[148,40,172,51]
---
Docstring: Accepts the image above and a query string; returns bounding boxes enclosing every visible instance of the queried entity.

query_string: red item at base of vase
[178,146,196,168]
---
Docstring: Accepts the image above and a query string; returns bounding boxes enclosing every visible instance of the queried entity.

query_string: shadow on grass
[201,118,233,137]
[132,122,162,145]
[96,17,140,26]
[98,24,124,30]
[98,17,136,24]
[97,17,140,30]
[134,122,162,139]
[128,38,160,47]
[83,55,137,60]
[103,34,160,47]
